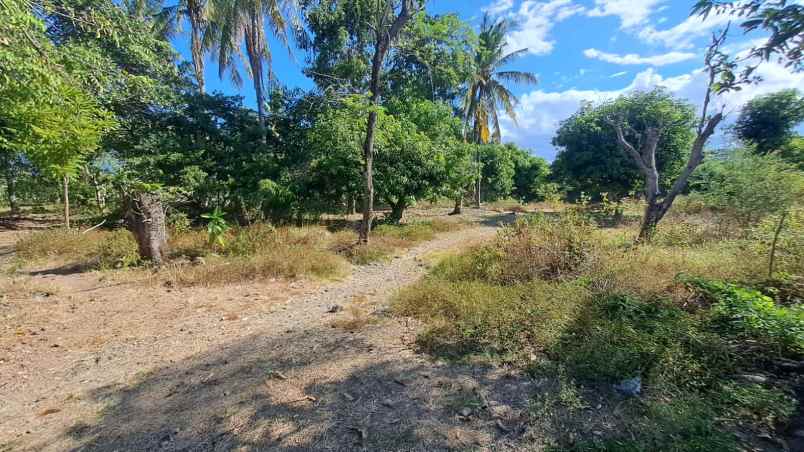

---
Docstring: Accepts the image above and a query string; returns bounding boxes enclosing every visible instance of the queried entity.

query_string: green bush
[93,230,140,269]
[684,276,804,357]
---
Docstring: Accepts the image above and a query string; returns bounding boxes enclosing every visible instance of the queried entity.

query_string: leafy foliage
[552,89,695,202]
[734,89,804,155]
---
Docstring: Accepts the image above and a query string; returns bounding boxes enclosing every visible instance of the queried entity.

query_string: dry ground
[0,210,598,451]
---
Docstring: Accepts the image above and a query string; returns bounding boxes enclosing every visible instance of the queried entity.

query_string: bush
[394,277,588,360]
[92,230,140,269]
[554,294,732,390]
[684,276,804,357]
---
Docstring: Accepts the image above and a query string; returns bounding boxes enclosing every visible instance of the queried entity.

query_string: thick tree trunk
[63,175,71,229]
[125,192,168,265]
[450,196,463,215]
[638,201,664,242]
[388,200,406,224]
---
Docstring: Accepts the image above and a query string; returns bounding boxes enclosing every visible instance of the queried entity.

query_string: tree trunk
[189,2,205,94]
[768,211,787,279]
[359,0,417,244]
[388,200,406,224]
[450,196,463,215]
[638,200,664,242]
[475,149,481,208]
[125,192,168,265]
[359,38,386,244]
[3,158,19,215]
[63,175,71,229]
[348,195,357,216]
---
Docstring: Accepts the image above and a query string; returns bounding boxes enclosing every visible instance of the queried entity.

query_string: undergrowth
[394,211,803,451]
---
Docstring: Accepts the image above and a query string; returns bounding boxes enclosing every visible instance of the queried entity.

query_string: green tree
[0,0,115,227]
[162,0,211,92]
[552,90,694,204]
[734,89,804,155]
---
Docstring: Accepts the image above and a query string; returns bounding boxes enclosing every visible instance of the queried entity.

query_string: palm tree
[161,0,211,93]
[462,13,537,205]
[209,0,300,126]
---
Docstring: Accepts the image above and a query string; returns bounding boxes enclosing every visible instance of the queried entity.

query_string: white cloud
[503,0,585,55]
[583,48,696,66]
[587,0,664,28]
[483,0,514,15]
[610,71,629,78]
[638,12,734,49]
[501,62,804,159]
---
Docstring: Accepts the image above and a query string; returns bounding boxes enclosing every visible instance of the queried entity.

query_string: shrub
[92,230,139,269]
[454,213,595,284]
[394,278,588,360]
[554,294,732,390]
[684,277,804,357]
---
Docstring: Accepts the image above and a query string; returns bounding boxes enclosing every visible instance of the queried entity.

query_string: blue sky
[171,0,803,160]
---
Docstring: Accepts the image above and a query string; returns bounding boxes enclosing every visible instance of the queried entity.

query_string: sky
[171,0,804,161]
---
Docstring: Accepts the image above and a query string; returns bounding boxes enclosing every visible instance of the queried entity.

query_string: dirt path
[1,219,562,451]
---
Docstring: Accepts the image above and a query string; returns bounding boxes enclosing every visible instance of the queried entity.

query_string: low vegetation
[395,206,803,450]
[11,217,465,286]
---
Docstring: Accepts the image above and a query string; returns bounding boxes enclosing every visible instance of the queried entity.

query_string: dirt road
[1,219,552,451]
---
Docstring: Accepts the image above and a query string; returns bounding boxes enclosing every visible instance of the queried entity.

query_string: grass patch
[16,229,139,270]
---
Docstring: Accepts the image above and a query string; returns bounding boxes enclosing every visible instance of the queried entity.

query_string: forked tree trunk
[62,175,70,229]
[125,192,168,265]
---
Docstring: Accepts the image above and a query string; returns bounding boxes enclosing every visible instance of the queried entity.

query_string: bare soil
[0,210,605,451]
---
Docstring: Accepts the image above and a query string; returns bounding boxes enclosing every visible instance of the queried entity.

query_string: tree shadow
[45,323,539,451]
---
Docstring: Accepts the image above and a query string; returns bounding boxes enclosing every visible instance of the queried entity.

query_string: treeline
[0,0,550,226]
[0,0,802,237]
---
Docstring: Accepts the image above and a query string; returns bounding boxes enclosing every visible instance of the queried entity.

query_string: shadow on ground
[46,323,539,451]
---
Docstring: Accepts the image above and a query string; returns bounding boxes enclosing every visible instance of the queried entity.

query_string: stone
[613,376,641,396]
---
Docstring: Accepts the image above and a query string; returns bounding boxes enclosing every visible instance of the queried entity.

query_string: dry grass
[330,219,467,265]
[0,277,60,301]
[330,295,375,331]
[15,229,140,270]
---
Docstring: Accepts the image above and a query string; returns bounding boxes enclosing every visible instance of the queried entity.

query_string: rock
[381,399,394,407]
[460,407,472,417]
[613,376,641,396]
[738,374,768,384]
[191,256,205,266]
[327,305,342,313]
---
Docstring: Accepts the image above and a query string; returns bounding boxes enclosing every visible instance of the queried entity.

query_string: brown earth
[0,210,616,451]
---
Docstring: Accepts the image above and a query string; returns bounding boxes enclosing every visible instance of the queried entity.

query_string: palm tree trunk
[189,4,206,94]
